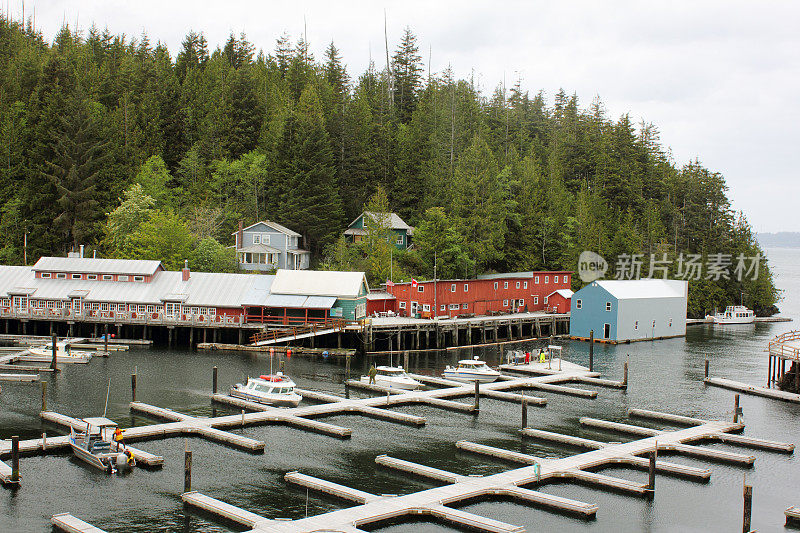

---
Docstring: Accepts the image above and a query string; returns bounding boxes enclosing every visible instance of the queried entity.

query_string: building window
[652,320,656,328]
[463,284,468,292]
[118,275,129,282]
[399,301,407,309]
[252,234,261,244]
[102,275,113,281]
[518,299,524,307]
[669,318,673,327]
[523,281,527,289]
[494,282,498,290]
[576,299,582,309]
[56,273,67,279]
[100,302,109,311]
[261,234,271,245]
[503,299,509,306]
[535,276,539,284]
[554,275,559,283]
[87,274,97,280]
[423,304,430,312]
[451,284,456,292]
[544,296,548,304]
[605,302,612,311]
[396,234,403,245]
[133,276,144,282]
[462,303,468,309]
[71,274,81,279]
[545,276,549,283]
[41,272,51,278]
[440,304,446,311]
[417,285,424,292]
[504,281,509,289]
[635,321,639,330]
[449,303,460,310]
[533,296,539,305]
[516,281,520,289]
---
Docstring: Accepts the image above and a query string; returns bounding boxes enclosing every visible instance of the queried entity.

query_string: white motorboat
[443,357,500,383]
[69,417,134,474]
[230,372,302,407]
[24,342,92,363]
[360,366,421,390]
[713,305,755,325]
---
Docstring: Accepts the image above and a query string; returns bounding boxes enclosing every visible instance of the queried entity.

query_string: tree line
[0,16,779,315]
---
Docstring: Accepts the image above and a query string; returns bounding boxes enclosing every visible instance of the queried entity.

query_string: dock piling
[623,356,629,387]
[184,449,192,493]
[705,359,709,379]
[212,366,218,394]
[473,380,479,410]
[345,354,351,381]
[50,333,57,371]
[103,324,109,354]
[647,444,657,499]
[131,372,137,402]
[742,482,753,533]
[521,392,527,429]
[41,381,47,411]
[734,394,741,423]
[42,432,46,451]
[589,330,594,372]
[11,436,19,483]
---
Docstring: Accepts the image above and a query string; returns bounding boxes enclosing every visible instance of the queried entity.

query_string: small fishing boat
[230,372,302,407]
[69,417,134,474]
[713,305,755,325]
[23,342,92,363]
[443,357,500,383]
[360,366,421,390]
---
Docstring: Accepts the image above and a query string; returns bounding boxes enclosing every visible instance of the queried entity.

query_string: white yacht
[713,305,755,325]
[361,366,421,390]
[443,357,500,383]
[230,373,302,407]
[24,342,92,363]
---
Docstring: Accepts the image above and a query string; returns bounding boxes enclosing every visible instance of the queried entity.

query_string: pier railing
[768,330,800,361]
[0,308,247,328]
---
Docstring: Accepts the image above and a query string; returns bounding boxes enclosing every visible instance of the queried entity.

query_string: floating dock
[704,376,800,403]
[52,513,108,533]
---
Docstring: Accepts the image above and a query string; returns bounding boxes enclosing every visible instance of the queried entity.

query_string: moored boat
[24,342,93,363]
[360,366,421,390]
[443,357,500,383]
[69,417,134,474]
[713,305,755,325]
[230,372,302,407]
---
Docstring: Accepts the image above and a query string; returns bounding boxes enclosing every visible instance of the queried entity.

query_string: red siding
[388,272,572,317]
[547,293,571,314]
[366,294,397,315]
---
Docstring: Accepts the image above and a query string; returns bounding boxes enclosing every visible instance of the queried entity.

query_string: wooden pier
[52,513,109,533]
[703,357,800,404]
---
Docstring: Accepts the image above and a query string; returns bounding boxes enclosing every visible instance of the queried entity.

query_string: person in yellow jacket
[539,350,546,363]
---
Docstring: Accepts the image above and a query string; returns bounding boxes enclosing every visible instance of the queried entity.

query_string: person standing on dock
[368,365,377,384]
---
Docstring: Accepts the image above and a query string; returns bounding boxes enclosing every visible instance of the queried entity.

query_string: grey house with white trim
[232,221,311,272]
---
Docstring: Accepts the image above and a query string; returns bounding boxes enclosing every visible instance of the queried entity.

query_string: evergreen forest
[0,17,780,316]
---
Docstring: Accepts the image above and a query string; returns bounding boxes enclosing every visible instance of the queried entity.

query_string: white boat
[69,417,134,474]
[443,357,500,383]
[24,342,93,363]
[713,305,755,325]
[360,366,421,390]
[230,372,302,407]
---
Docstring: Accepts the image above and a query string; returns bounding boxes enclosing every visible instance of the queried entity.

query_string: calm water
[1,249,799,532]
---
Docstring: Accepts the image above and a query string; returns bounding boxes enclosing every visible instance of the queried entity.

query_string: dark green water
[1,248,798,532]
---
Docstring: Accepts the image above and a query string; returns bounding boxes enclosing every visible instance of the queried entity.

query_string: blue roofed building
[569,279,688,343]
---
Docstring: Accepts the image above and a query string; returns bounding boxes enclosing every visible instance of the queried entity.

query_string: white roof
[33,257,163,276]
[82,417,117,427]
[350,211,412,231]
[592,279,687,300]
[548,289,574,299]
[270,269,368,298]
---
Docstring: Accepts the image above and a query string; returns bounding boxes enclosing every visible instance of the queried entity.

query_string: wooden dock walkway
[704,376,800,403]
[52,513,108,533]
[173,408,793,532]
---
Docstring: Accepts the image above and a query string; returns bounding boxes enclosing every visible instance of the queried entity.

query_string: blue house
[233,221,311,272]
[569,279,688,343]
[344,211,414,250]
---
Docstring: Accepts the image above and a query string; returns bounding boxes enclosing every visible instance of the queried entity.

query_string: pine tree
[391,27,423,123]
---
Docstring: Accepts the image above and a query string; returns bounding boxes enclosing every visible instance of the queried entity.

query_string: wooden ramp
[253,327,341,346]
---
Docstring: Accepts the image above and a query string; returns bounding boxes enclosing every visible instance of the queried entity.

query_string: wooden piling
[184,449,192,493]
[521,392,527,429]
[742,483,752,533]
[51,333,57,371]
[41,381,47,411]
[766,355,772,388]
[131,372,137,402]
[623,357,629,387]
[647,444,657,498]
[345,354,351,381]
[589,330,594,372]
[734,394,740,423]
[11,435,19,483]
[103,324,109,355]
[212,366,218,394]
[473,380,479,410]
[705,359,709,379]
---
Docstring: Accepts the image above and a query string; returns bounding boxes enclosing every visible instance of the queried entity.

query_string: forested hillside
[0,17,779,315]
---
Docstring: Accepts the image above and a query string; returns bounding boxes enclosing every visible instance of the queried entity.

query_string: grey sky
[20,1,800,232]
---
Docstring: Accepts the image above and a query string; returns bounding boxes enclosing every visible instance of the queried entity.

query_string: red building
[386,271,573,318]
[546,289,573,314]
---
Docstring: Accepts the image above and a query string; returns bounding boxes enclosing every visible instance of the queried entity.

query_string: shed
[546,289,573,314]
[569,280,688,343]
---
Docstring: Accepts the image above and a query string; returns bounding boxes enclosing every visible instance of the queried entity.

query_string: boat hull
[229,388,302,407]
[24,348,92,363]
[70,441,113,473]
[442,371,499,384]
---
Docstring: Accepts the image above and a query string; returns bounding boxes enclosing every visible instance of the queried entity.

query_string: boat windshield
[459,361,489,370]
[378,368,403,376]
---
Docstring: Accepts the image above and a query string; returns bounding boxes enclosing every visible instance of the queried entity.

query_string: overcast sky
[17,1,800,232]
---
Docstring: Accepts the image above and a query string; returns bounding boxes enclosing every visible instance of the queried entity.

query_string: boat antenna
[102,377,112,418]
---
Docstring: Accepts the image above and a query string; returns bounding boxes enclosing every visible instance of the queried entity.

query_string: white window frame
[133,276,144,282]
[417,285,424,292]
[118,275,129,282]
[504,281,509,289]
[544,296,549,304]
[102,275,113,281]
[56,273,67,279]
[523,281,528,289]
[440,304,446,311]
[545,276,549,283]
[100,302,109,311]
[535,276,539,284]
[396,234,403,245]
[606,302,612,312]
[493,282,498,290]
[87,274,97,281]
[399,301,407,309]
[261,234,271,245]
[462,303,468,309]
[503,299,509,306]
[70,273,80,279]
[576,299,582,310]
[252,234,261,245]
[516,281,520,289]
[463,284,468,292]
[451,284,456,292]
[422,304,430,312]
[41,272,51,279]
[449,303,460,310]
[533,296,539,305]
[635,320,639,330]
[518,299,524,307]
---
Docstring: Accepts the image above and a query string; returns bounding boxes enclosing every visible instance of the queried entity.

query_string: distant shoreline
[758,232,800,248]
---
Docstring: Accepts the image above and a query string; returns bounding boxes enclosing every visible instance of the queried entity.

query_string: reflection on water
[1,249,799,532]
